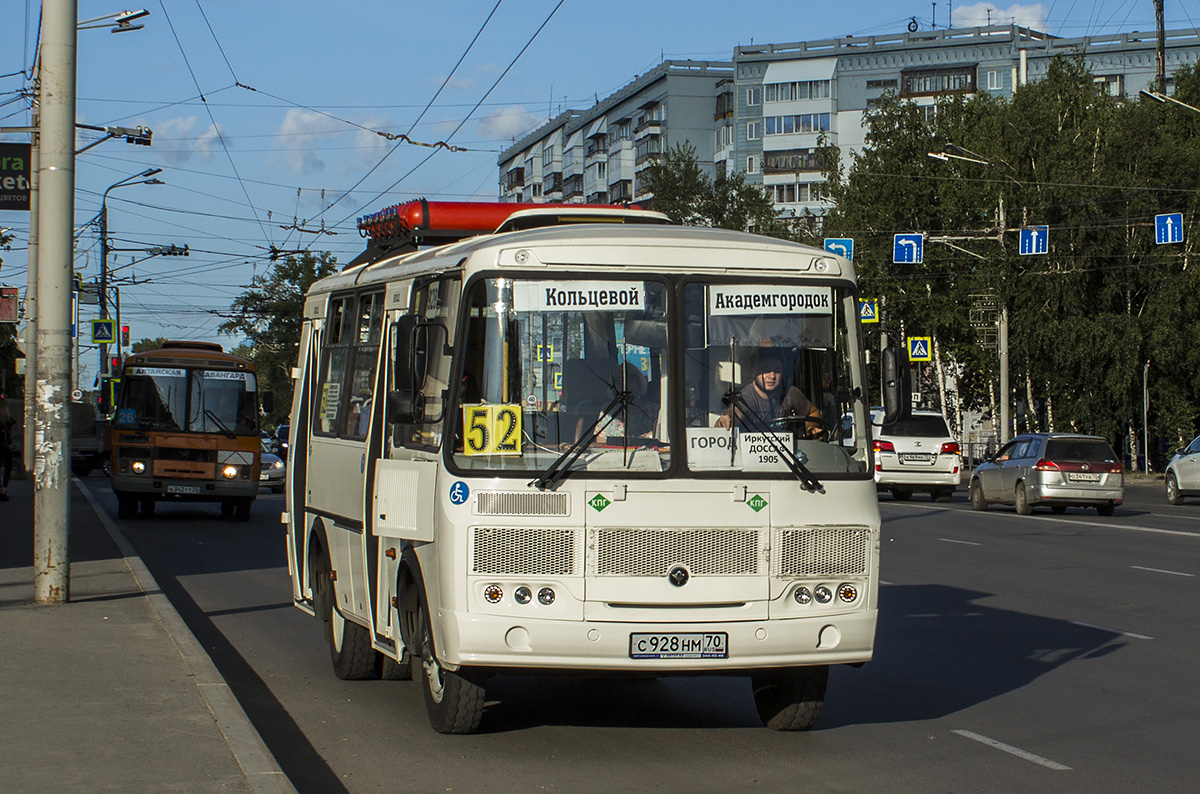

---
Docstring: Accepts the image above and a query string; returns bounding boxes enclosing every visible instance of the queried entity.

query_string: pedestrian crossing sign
[859,299,879,323]
[908,336,932,362]
[91,318,116,344]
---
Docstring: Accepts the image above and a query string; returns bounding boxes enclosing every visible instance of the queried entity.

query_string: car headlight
[272,460,284,470]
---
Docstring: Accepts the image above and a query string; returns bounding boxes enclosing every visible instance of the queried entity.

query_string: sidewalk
[0,477,295,794]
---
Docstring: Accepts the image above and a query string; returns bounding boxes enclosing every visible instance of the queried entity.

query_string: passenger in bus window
[715,347,821,434]
[596,362,657,444]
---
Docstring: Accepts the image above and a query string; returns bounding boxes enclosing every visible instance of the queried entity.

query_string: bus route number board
[629,632,728,659]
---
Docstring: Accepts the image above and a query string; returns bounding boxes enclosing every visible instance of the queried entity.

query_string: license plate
[259,473,269,481]
[629,632,728,659]
[1069,472,1101,482]
[167,484,201,495]
[899,452,933,463]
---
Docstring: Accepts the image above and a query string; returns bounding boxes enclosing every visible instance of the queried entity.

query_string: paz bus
[107,341,268,521]
[286,201,907,733]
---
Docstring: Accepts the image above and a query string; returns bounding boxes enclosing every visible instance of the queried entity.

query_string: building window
[901,66,976,96]
[596,162,606,180]
[764,80,832,102]
[531,183,543,198]
[866,78,898,89]
[715,90,735,120]
[503,167,525,191]
[746,86,762,106]
[765,113,831,135]
[563,148,576,170]
[987,70,1002,90]
[747,121,760,140]
[542,146,554,168]
[1094,74,1124,96]
[747,155,757,174]
[763,148,820,174]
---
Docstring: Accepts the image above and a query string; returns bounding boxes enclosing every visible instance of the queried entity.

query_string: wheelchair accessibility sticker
[449,481,470,506]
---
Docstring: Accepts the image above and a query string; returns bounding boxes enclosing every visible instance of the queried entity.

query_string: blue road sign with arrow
[823,237,854,260]
[1156,213,1184,244]
[1019,225,1049,255]
[893,233,923,263]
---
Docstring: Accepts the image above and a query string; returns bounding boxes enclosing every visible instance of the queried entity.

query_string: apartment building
[499,24,1200,219]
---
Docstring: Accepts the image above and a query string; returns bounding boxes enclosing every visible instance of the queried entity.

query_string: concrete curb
[74,478,298,794]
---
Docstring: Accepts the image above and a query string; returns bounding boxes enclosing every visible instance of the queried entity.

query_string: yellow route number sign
[462,404,523,456]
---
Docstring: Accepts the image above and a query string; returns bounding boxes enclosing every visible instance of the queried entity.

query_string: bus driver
[715,347,822,434]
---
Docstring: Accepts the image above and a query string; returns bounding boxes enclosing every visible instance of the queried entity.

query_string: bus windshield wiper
[203,409,238,440]
[530,389,631,491]
[722,390,823,492]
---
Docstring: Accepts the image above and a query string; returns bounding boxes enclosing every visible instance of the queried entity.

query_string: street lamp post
[97,169,162,380]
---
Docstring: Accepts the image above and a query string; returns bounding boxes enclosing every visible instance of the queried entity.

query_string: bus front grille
[475,491,569,516]
[589,528,761,577]
[773,526,871,577]
[472,527,576,575]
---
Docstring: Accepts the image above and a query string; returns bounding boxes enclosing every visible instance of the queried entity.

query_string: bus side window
[313,295,354,436]
[396,276,461,450]
[345,292,384,440]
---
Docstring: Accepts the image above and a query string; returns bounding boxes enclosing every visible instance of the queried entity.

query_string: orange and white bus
[107,341,267,521]
[286,202,909,733]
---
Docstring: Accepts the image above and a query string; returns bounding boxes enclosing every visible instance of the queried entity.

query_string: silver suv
[1164,435,1200,505]
[970,433,1123,516]
[871,408,961,501]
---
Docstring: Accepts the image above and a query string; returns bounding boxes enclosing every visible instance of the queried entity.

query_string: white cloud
[274,108,327,174]
[151,116,207,165]
[475,106,543,142]
[953,3,1048,30]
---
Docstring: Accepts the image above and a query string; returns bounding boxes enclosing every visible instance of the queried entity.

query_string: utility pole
[99,204,109,378]
[23,110,39,473]
[34,0,77,605]
[1155,0,1166,93]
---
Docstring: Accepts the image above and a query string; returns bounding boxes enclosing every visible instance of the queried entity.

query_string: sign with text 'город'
[0,142,32,211]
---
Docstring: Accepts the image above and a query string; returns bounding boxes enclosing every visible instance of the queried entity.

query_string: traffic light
[110,356,121,376]
[98,377,114,415]
[121,324,130,346]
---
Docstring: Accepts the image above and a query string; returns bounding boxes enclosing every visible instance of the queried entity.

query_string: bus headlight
[222,464,240,479]
[483,584,503,604]
[131,460,147,475]
[838,583,859,603]
[814,585,833,604]
[537,587,555,605]
[514,586,532,605]
[793,586,812,605]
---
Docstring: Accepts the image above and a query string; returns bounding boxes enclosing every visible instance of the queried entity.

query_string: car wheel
[891,488,912,501]
[270,485,284,494]
[413,599,486,733]
[1050,505,1067,514]
[751,665,829,731]
[1096,503,1116,517]
[1015,482,1032,515]
[311,546,375,680]
[969,480,988,511]
[1166,473,1183,506]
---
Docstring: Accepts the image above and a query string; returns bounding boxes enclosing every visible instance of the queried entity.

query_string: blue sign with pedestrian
[1019,225,1049,255]
[1156,213,1184,244]
[859,299,879,323]
[91,318,116,344]
[908,336,932,362]
[893,233,923,263]
[448,481,470,505]
[823,237,854,260]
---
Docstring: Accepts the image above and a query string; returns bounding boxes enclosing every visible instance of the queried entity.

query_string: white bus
[286,206,907,733]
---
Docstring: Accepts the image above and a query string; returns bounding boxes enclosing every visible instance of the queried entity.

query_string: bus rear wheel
[751,665,828,731]
[412,601,486,734]
[311,547,374,680]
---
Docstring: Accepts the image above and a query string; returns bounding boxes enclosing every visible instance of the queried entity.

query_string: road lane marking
[1130,565,1194,577]
[882,502,1198,538]
[951,730,1072,771]
[1069,620,1153,640]
[938,538,982,546]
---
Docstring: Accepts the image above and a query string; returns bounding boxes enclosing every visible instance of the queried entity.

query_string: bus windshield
[114,366,259,435]
[450,276,870,478]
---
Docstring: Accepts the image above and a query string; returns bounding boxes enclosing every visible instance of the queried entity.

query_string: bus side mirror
[393,314,430,392]
[386,389,425,424]
[260,392,275,414]
[881,346,912,425]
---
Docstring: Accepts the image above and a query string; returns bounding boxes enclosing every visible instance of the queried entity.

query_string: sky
[4,0,1200,388]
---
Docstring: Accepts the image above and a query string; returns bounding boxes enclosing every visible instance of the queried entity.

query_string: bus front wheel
[311,547,375,680]
[412,601,486,734]
[751,665,828,731]
[117,492,138,520]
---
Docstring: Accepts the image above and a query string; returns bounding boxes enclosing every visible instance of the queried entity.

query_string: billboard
[0,142,32,211]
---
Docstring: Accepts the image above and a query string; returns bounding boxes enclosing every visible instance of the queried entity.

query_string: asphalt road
[90,476,1199,794]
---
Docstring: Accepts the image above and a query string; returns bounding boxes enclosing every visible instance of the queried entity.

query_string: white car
[259,448,285,494]
[870,408,961,501]
[1165,435,1200,505]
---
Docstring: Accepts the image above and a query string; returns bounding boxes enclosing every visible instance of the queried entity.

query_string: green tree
[131,337,168,354]
[644,143,793,237]
[219,252,338,427]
